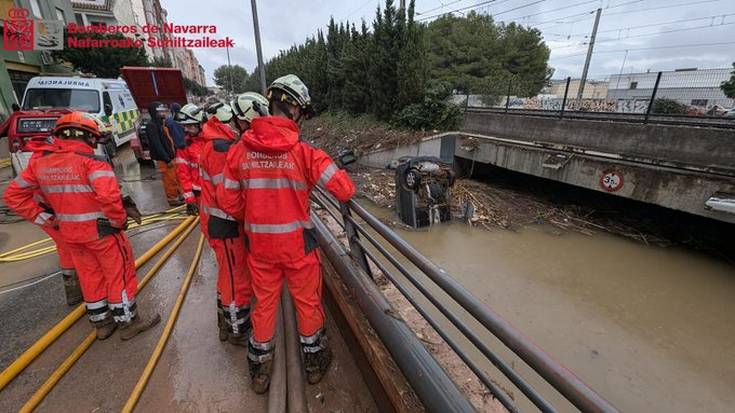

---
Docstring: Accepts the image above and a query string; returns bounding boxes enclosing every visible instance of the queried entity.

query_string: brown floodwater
[361,203,735,413]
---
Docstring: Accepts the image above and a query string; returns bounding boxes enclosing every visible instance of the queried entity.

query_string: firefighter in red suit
[173,104,206,214]
[198,95,267,346]
[22,136,82,306]
[3,112,160,340]
[219,75,355,393]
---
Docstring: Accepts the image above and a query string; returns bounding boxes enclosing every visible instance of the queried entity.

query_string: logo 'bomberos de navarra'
[3,7,34,51]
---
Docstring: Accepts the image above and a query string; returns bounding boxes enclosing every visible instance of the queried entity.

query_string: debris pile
[302,113,429,158]
[351,168,670,246]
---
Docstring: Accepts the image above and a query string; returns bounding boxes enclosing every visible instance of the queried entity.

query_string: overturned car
[395,156,456,228]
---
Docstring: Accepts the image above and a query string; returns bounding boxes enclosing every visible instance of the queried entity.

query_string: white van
[21,76,141,153]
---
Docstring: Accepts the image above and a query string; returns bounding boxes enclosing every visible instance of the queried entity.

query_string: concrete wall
[358,133,456,169]
[455,136,735,224]
[462,112,735,176]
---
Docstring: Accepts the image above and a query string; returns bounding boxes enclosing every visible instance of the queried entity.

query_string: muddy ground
[0,148,377,413]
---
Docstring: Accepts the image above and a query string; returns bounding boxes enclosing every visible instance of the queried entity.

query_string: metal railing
[312,186,620,413]
[459,68,735,129]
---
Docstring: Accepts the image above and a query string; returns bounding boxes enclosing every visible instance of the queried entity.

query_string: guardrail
[312,186,620,413]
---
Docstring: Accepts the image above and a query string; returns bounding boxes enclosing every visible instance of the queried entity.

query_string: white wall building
[608,68,734,110]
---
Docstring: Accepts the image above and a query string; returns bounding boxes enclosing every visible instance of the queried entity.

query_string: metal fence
[457,68,735,126]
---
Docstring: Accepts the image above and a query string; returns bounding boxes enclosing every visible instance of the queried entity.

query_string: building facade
[546,79,609,99]
[0,0,74,119]
[608,68,734,110]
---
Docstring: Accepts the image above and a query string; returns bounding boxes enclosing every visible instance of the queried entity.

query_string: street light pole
[225,43,233,95]
[251,0,267,93]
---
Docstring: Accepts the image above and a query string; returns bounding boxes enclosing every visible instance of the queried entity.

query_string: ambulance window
[103,91,113,115]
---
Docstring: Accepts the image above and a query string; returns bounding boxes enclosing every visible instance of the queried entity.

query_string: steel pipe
[349,217,550,412]
[311,214,475,413]
[347,200,619,413]
[282,289,308,413]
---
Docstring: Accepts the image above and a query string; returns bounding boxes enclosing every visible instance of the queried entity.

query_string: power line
[417,0,467,16]
[557,13,735,38]
[496,0,598,22]
[603,0,725,17]
[550,41,735,60]
[417,0,498,21]
[595,20,735,42]
[492,0,548,18]
[341,0,379,21]
[522,0,643,26]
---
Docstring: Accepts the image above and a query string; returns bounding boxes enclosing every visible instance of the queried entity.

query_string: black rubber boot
[61,269,83,306]
[119,312,161,341]
[217,312,229,342]
[248,338,274,394]
[301,329,332,384]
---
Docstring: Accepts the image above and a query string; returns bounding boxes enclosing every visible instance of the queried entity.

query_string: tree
[342,22,372,113]
[183,77,209,97]
[721,62,735,99]
[397,0,426,108]
[425,12,550,97]
[53,31,148,78]
[213,65,249,93]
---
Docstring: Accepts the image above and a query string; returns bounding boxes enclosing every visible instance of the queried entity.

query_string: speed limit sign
[600,169,624,192]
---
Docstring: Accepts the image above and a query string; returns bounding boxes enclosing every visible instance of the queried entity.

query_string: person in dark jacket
[166,102,186,149]
[146,101,182,206]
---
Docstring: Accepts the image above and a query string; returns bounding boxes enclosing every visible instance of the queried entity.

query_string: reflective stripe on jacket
[174,136,204,203]
[218,116,355,263]
[3,139,126,243]
[199,117,240,238]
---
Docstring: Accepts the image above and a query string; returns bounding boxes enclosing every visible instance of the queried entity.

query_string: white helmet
[231,92,269,123]
[205,102,235,123]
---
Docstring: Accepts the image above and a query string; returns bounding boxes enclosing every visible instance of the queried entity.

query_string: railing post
[340,202,373,279]
[505,78,512,113]
[644,71,662,123]
[560,76,571,119]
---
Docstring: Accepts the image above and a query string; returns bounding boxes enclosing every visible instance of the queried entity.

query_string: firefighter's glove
[97,218,127,237]
[186,202,199,216]
[122,195,143,224]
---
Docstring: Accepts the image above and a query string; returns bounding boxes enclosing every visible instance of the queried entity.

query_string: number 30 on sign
[600,169,624,192]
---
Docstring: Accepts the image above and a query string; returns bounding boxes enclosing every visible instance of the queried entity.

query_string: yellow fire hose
[0,211,186,262]
[18,217,200,412]
[0,216,197,392]
[122,233,205,413]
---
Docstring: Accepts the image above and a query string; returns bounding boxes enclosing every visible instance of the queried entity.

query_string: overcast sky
[161,0,735,85]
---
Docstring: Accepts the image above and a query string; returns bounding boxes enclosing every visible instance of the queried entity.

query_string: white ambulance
[20,76,140,155]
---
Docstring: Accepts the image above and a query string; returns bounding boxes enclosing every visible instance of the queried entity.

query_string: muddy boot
[248,338,274,394]
[119,312,161,341]
[61,269,83,306]
[94,317,117,340]
[224,305,251,347]
[301,329,332,384]
[217,312,229,342]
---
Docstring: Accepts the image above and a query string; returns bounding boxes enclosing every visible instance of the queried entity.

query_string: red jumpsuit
[199,117,252,335]
[218,116,355,345]
[174,136,204,204]
[23,138,75,273]
[4,139,138,325]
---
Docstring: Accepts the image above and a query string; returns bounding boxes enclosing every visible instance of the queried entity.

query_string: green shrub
[393,97,462,130]
[652,98,688,115]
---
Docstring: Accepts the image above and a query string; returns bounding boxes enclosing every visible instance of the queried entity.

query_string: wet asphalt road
[0,147,377,412]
